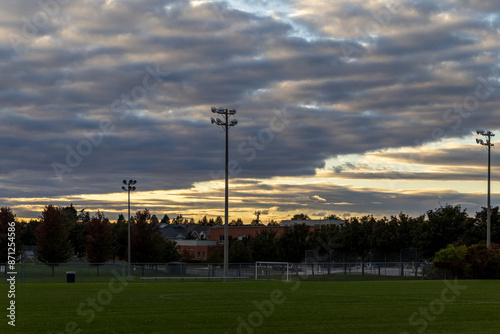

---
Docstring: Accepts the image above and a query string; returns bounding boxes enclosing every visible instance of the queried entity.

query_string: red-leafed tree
[35,205,73,266]
[86,211,114,264]
[0,207,23,263]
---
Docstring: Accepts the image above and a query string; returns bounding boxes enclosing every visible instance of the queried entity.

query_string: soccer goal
[255,261,291,281]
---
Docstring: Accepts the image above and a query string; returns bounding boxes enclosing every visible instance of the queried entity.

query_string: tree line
[0,203,499,265]
[224,205,499,263]
[0,204,179,265]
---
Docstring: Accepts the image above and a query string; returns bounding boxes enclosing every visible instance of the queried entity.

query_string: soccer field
[1,279,499,333]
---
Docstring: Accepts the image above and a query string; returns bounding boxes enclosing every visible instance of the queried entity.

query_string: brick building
[176,240,219,261]
[171,220,345,260]
[209,219,344,245]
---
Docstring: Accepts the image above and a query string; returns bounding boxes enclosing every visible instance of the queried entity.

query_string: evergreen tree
[160,214,170,224]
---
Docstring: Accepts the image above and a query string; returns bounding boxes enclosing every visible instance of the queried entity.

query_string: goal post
[255,261,291,281]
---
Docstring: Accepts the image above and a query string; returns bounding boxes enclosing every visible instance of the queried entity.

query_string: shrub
[464,243,500,279]
[433,243,500,279]
[433,244,468,278]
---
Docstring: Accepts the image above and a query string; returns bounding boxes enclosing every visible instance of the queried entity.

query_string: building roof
[160,224,211,240]
[280,219,345,227]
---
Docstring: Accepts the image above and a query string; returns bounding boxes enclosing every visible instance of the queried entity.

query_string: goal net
[255,262,291,281]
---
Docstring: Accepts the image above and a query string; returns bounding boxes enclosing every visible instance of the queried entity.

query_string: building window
[219,235,224,244]
[202,252,206,259]
[197,252,200,260]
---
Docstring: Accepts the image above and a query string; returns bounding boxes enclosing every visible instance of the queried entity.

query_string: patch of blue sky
[217,0,323,41]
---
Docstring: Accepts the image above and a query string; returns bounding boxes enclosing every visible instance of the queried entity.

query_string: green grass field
[1,279,499,333]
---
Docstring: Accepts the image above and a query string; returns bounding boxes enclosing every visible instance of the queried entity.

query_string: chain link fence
[1,260,457,283]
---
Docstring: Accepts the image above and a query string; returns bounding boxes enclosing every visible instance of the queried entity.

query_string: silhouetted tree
[336,217,371,262]
[86,211,114,264]
[62,204,88,258]
[35,205,73,270]
[160,214,170,224]
[171,214,186,225]
[158,239,180,262]
[112,214,128,260]
[249,229,278,261]
[307,224,340,262]
[267,219,280,226]
[229,218,244,226]
[151,214,159,225]
[198,216,209,225]
[277,224,310,262]
[323,214,341,220]
[418,204,468,258]
[131,209,178,263]
[291,213,310,220]
[229,239,251,263]
[0,207,23,263]
[19,219,40,247]
[471,206,500,245]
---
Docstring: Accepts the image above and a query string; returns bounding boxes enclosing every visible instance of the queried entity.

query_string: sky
[1,0,500,223]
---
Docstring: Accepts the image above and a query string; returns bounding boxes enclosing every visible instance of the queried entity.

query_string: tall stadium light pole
[476,130,495,248]
[210,107,238,281]
[122,179,137,276]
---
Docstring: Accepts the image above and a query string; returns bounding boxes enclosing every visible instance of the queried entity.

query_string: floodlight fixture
[476,129,495,248]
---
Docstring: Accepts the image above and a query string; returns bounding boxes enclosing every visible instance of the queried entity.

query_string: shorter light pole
[476,130,495,248]
[122,179,137,276]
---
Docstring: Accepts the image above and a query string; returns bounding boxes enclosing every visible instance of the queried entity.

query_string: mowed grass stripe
[1,280,499,333]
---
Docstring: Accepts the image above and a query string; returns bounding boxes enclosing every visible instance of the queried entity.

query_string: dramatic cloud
[1,0,499,220]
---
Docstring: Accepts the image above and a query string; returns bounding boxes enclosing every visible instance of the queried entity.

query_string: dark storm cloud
[1,0,500,218]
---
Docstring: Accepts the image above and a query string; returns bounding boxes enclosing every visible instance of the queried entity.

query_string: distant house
[160,224,188,240]
[160,224,210,240]
[185,224,209,240]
